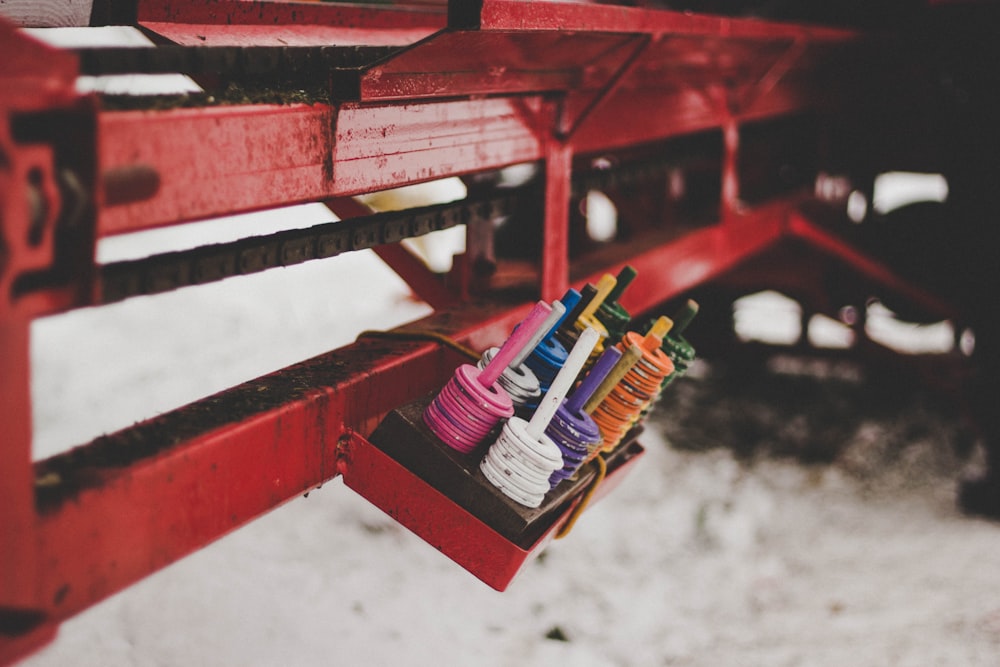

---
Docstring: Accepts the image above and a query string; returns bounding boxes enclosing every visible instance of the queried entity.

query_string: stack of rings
[650,300,699,390]
[481,326,601,507]
[480,417,563,508]
[545,346,621,487]
[524,336,568,404]
[545,404,603,487]
[590,328,674,455]
[555,276,616,372]
[558,318,608,372]
[424,364,514,454]
[595,266,637,345]
[661,335,695,383]
[477,346,541,409]
[424,301,553,454]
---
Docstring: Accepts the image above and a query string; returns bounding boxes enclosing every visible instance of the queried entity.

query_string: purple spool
[545,346,622,486]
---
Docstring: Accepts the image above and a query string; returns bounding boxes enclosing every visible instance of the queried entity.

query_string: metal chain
[99,192,520,304]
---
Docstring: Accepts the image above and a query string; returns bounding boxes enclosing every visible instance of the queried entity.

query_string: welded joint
[335,430,356,477]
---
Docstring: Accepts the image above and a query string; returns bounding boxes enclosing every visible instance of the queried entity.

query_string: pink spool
[424,302,553,453]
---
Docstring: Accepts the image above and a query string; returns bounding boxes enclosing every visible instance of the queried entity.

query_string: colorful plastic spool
[545,345,622,487]
[591,317,675,453]
[581,342,643,462]
[480,327,601,508]
[595,265,637,343]
[658,299,699,387]
[524,289,580,403]
[555,277,614,370]
[424,302,552,454]
[553,284,596,350]
[477,300,567,409]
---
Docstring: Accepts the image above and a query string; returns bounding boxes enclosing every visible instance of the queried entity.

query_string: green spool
[659,334,695,387]
[646,299,699,388]
[595,265,637,343]
[596,301,631,343]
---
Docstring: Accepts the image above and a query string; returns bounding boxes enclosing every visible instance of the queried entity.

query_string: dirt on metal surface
[98,81,332,111]
[32,352,353,512]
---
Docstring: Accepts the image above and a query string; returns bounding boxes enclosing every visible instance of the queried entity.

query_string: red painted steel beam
[455,0,854,40]
[372,242,459,310]
[0,21,77,108]
[1,23,91,640]
[97,97,545,236]
[138,0,445,28]
[138,0,445,46]
[569,83,823,157]
[335,30,642,101]
[542,138,572,302]
[0,320,41,616]
[340,8,853,104]
[584,198,792,318]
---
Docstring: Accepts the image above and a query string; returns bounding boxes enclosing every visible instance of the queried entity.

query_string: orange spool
[587,319,675,456]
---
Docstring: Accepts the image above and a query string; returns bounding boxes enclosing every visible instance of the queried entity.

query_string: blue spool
[523,289,579,408]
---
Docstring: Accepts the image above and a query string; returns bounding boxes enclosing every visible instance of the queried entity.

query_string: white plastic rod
[510,300,566,369]
[526,326,600,440]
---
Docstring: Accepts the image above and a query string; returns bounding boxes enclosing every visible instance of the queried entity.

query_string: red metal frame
[0,1,961,663]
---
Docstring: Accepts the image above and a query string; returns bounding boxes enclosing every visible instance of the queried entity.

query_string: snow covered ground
[22,225,1000,666]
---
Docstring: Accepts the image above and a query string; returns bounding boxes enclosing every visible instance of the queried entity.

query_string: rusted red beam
[456,0,854,40]
[0,320,39,614]
[542,139,572,302]
[341,3,853,104]
[569,70,831,157]
[138,0,445,46]
[335,30,641,102]
[97,97,545,236]
[584,198,791,317]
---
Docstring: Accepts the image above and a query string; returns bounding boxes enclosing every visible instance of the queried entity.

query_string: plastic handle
[583,343,644,414]
[642,316,673,351]
[605,265,637,306]
[478,301,552,387]
[578,274,616,322]
[672,299,700,336]
[559,284,597,335]
[550,289,582,335]
[527,326,600,440]
[510,301,565,369]
[566,345,622,414]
